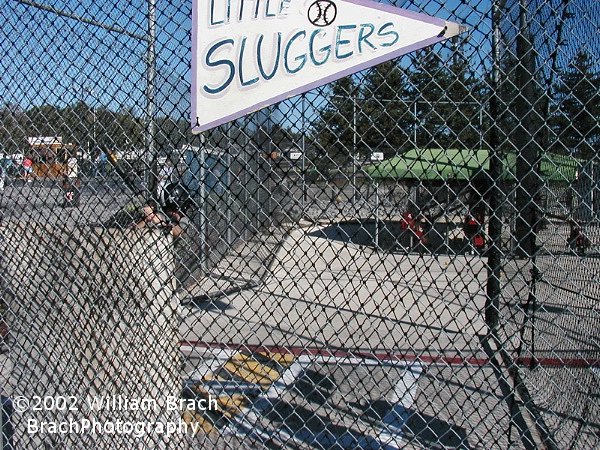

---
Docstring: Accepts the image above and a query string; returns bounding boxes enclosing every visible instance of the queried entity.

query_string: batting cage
[0,0,599,448]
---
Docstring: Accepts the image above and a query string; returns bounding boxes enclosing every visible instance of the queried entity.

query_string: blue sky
[1,0,597,133]
[1,1,490,115]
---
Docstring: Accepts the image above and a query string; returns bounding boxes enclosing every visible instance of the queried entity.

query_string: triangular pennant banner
[191,0,466,133]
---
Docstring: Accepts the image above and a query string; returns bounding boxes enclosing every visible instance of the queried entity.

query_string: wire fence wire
[1,0,599,448]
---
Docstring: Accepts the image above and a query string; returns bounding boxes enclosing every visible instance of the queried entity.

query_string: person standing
[22,156,33,182]
[568,220,590,255]
[463,210,485,255]
[96,151,108,177]
[136,183,197,285]
[62,153,81,207]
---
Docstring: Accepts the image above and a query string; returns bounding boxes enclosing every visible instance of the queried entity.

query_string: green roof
[366,149,581,183]
[504,152,580,183]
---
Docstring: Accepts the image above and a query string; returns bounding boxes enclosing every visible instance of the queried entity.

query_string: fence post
[145,0,158,196]
[199,144,207,272]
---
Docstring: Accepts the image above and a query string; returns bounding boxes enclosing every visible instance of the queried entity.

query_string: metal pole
[413,102,418,146]
[302,95,306,210]
[146,0,157,196]
[445,186,450,252]
[375,180,380,249]
[82,84,95,164]
[479,108,483,150]
[92,99,96,157]
[199,145,207,272]
[514,0,541,258]
[226,130,232,247]
[353,94,357,203]
[486,0,503,333]
[14,0,149,42]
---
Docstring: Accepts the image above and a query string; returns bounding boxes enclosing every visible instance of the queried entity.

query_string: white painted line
[180,346,236,360]
[377,363,423,449]
[222,358,311,437]
[224,355,422,449]
[265,359,311,397]
[296,354,421,367]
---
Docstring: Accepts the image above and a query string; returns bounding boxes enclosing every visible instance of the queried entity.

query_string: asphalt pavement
[177,226,514,449]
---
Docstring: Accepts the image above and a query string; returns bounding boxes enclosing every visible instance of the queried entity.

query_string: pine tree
[312,76,361,170]
[361,60,412,156]
[551,51,600,158]
[495,52,520,153]
[445,57,486,149]
[407,49,454,149]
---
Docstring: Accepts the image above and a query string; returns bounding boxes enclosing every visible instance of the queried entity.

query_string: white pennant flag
[191,0,466,132]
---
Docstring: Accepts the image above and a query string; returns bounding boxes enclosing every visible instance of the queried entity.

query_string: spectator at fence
[22,156,33,182]
[136,183,197,284]
[137,185,191,236]
[463,211,485,255]
[568,220,590,255]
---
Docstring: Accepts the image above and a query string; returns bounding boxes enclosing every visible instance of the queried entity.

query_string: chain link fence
[1,0,599,448]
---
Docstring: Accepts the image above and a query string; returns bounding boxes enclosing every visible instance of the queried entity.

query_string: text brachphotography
[28,417,205,437]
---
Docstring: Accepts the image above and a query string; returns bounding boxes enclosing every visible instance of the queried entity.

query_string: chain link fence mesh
[1,0,599,448]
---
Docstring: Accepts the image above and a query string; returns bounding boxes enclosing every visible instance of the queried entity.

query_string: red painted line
[514,357,600,368]
[180,341,600,368]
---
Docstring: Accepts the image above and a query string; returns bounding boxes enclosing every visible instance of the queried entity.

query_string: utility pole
[352,93,358,203]
[146,0,157,197]
[81,84,95,160]
[302,94,307,210]
[15,0,157,195]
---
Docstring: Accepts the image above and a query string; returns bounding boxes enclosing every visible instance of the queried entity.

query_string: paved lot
[180,227,488,356]
[0,178,135,226]
[1,178,597,448]
[176,226,516,448]
[179,346,516,449]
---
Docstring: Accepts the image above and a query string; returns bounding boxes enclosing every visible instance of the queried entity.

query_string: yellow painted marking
[184,351,296,430]
[258,351,295,366]
[193,384,212,397]
[223,354,280,387]
[201,372,227,382]
[182,410,215,434]
[216,394,248,418]
[233,353,282,379]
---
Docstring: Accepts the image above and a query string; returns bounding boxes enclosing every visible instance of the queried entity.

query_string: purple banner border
[191,0,453,133]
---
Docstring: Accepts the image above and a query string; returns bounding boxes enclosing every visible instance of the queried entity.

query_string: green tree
[361,60,413,156]
[494,52,520,153]
[408,49,453,149]
[445,57,487,149]
[312,76,361,170]
[550,51,600,158]
[0,104,28,154]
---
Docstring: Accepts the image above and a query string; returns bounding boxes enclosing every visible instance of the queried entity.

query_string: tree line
[309,47,598,170]
[0,49,597,167]
[0,102,194,160]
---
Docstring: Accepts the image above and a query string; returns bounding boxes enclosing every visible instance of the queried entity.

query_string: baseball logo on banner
[308,0,337,27]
